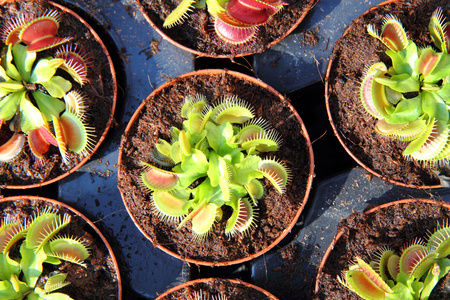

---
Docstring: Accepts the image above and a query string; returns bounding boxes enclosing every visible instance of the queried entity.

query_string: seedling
[338,220,450,299]
[0,9,94,165]
[0,207,90,300]
[360,8,450,163]
[140,94,291,238]
[162,0,286,45]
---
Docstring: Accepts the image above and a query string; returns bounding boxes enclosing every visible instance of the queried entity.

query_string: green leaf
[386,282,414,300]
[6,45,22,81]
[437,83,450,103]
[205,121,234,153]
[19,94,45,133]
[386,41,418,77]
[206,0,226,16]
[0,90,24,121]
[181,148,209,175]
[375,73,420,93]
[424,53,450,83]
[20,243,47,288]
[30,58,65,84]
[40,76,72,99]
[235,155,263,185]
[12,43,36,82]
[37,292,74,300]
[0,82,25,93]
[0,64,12,82]
[0,253,20,281]
[384,96,423,124]
[32,91,65,121]
[422,91,448,122]
[0,279,25,299]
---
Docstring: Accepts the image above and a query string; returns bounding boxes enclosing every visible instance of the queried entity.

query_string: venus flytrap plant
[338,221,450,300]
[140,94,291,238]
[360,8,450,163]
[0,9,94,165]
[0,208,90,300]
[162,0,286,45]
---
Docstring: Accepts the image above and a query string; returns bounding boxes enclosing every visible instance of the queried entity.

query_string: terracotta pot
[325,0,448,189]
[156,277,278,299]
[0,0,117,189]
[135,0,315,58]
[314,198,450,299]
[0,195,122,299]
[117,69,314,266]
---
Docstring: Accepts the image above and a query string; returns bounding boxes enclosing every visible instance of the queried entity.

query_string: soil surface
[315,200,450,299]
[118,71,312,263]
[138,0,313,57]
[327,0,450,186]
[159,278,276,299]
[0,0,115,187]
[0,197,120,299]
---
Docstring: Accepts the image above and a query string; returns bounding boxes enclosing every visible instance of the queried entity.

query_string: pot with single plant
[325,0,450,188]
[136,0,315,58]
[314,198,450,299]
[0,195,122,299]
[0,0,117,189]
[117,69,314,266]
[156,277,278,299]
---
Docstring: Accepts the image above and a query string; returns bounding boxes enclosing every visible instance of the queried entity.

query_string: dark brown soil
[118,71,312,263]
[0,197,120,299]
[315,200,450,299]
[138,0,314,57]
[0,0,115,187]
[159,278,276,299]
[327,0,450,186]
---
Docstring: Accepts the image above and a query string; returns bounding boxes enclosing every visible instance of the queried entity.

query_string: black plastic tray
[4,0,449,299]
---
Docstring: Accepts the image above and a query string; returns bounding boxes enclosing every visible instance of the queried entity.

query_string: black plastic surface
[2,0,450,299]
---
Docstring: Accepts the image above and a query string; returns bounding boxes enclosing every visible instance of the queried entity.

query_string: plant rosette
[156,277,278,299]
[0,0,117,188]
[314,198,450,300]
[136,0,315,58]
[0,195,122,299]
[325,0,450,188]
[117,69,314,266]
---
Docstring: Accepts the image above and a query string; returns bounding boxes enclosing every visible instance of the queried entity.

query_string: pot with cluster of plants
[0,0,117,188]
[325,0,449,188]
[156,277,278,299]
[314,198,450,299]
[0,195,122,299]
[136,0,315,57]
[117,69,314,266]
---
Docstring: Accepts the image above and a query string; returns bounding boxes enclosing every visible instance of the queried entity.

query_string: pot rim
[118,69,314,266]
[314,198,450,295]
[155,277,278,299]
[0,195,123,299]
[1,0,118,189]
[135,0,315,58]
[324,0,442,189]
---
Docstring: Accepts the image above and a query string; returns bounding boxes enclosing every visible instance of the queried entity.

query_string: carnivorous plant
[0,9,93,165]
[360,8,450,163]
[0,208,90,300]
[338,220,450,299]
[162,0,286,45]
[140,94,291,238]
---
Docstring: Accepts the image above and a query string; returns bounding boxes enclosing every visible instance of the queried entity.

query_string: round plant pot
[136,0,315,58]
[156,277,278,299]
[0,0,117,189]
[325,0,449,188]
[314,198,450,299]
[0,195,122,299]
[117,69,314,266]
